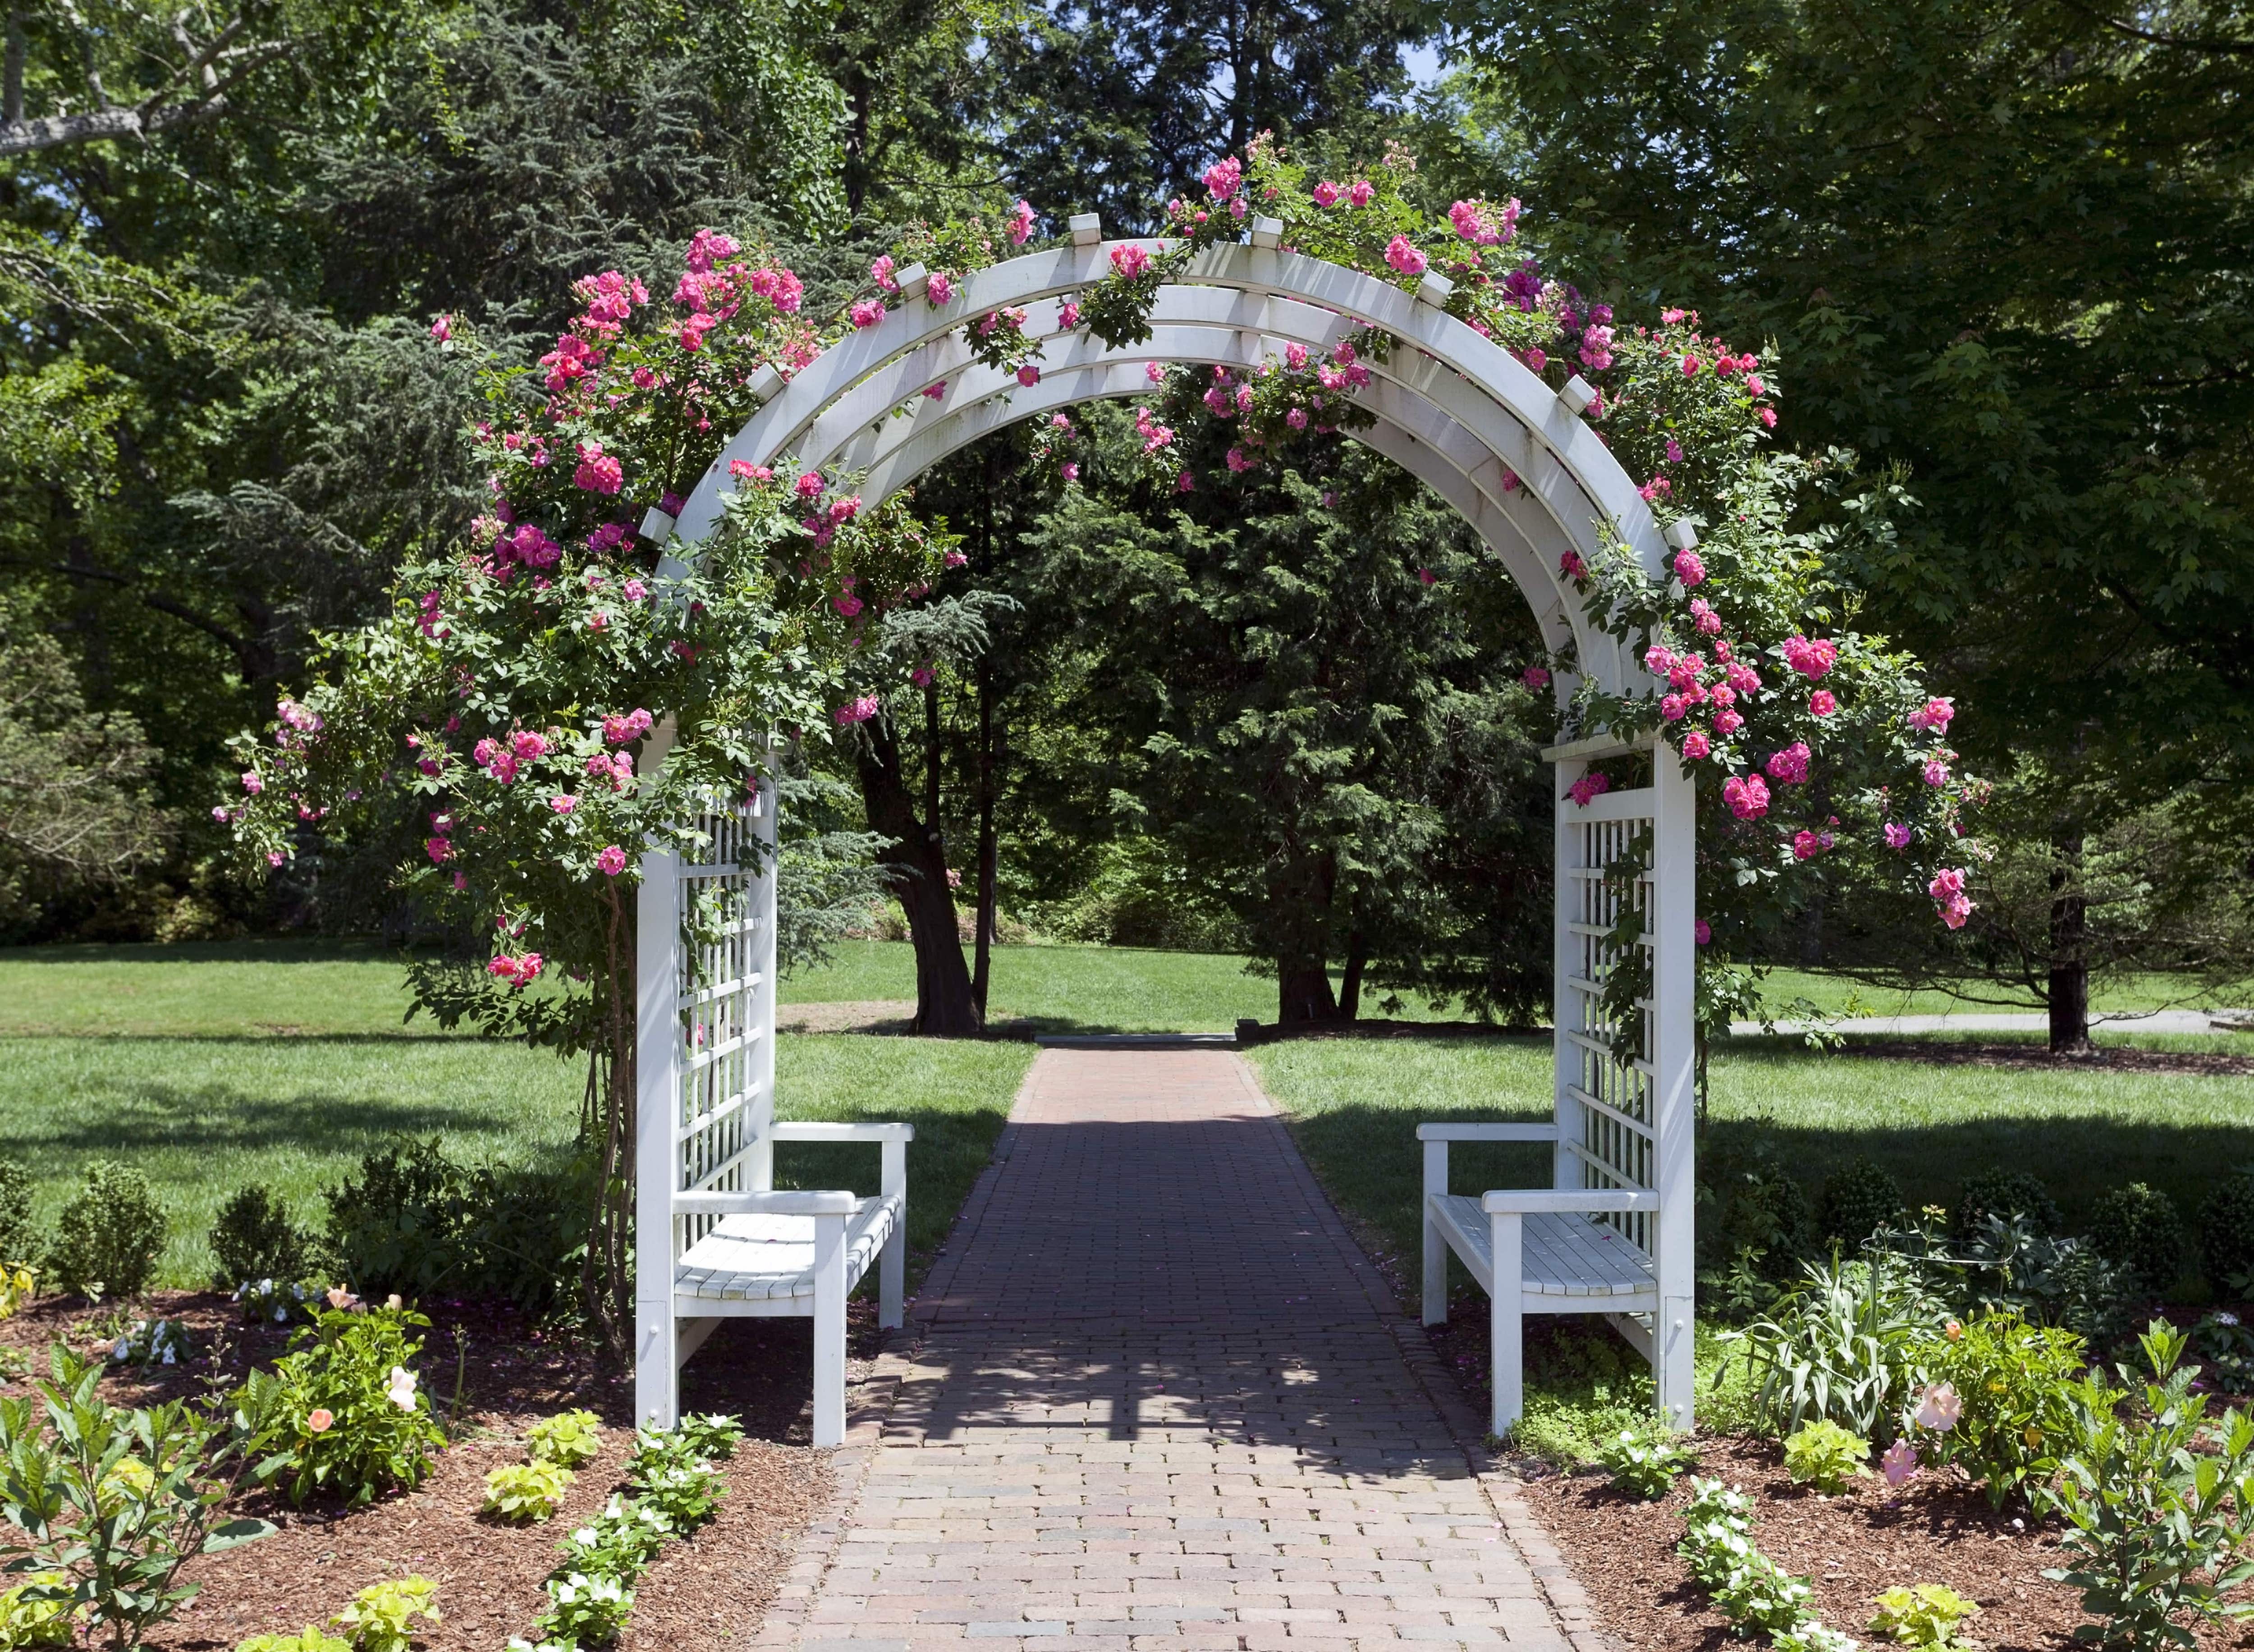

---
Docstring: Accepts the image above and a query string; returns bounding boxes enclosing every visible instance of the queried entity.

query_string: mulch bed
[0,1290,881,1651]
[1839,1039,2254,1077]
[1516,1435,2245,1652]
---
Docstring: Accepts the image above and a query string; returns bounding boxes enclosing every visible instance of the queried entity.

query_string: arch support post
[634,843,682,1429]
[1650,741,1698,1430]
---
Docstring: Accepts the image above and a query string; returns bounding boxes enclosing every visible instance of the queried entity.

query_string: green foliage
[1737,1255,1934,1442]
[2039,1322,2254,1650]
[1596,1419,1694,1499]
[0,1345,274,1649]
[209,1186,312,1291]
[321,1138,592,1317]
[1816,1157,1904,1249]
[2089,1184,2185,1296]
[234,1304,447,1508]
[1676,1477,1822,1636]
[43,1160,168,1299]
[551,1495,673,1579]
[0,1569,71,1648]
[534,1572,632,1647]
[674,1413,742,1462]
[331,1578,439,1652]
[1951,1169,2060,1241]
[526,1410,603,1469]
[237,1631,350,1652]
[1869,1584,1982,1648]
[625,1428,724,1530]
[1919,1312,2084,1509]
[484,1460,574,1523]
[0,1162,37,1270]
[2197,1170,2254,1294]
[1949,1216,2132,1346]
[1782,1420,1869,1493]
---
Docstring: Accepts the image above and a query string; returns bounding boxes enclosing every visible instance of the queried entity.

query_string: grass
[1758,966,2251,1020]
[1250,1033,2254,1272]
[0,939,1032,1287]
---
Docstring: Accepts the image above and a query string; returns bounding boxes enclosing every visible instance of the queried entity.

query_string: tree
[1026,417,1554,1024]
[1435,0,2254,1047]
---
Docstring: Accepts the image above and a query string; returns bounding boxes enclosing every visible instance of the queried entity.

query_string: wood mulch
[1517,1435,2237,1652]
[0,1290,881,1651]
[1839,1039,2254,1077]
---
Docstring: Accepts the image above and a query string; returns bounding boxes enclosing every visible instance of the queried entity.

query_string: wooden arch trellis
[633,225,1699,1434]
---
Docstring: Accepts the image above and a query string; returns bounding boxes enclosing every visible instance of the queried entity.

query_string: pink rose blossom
[1884,822,1913,850]
[487,952,544,989]
[834,695,881,727]
[550,794,577,814]
[1202,156,1242,201]
[1681,730,1711,760]
[1567,771,1611,807]
[596,845,627,876]
[1111,243,1152,280]
[241,772,264,794]
[926,272,955,306]
[1924,759,1951,787]
[1348,180,1373,207]
[1694,918,1712,945]
[1007,198,1036,245]
[1782,635,1839,679]
[1384,235,1428,276]
[1673,549,1706,587]
[850,298,886,329]
[1313,181,1340,207]
[1765,741,1811,784]
[1058,301,1081,328]
[1723,774,1770,819]
[1017,364,1041,387]
[1521,666,1551,690]
[1809,690,1837,716]
[870,254,898,292]
[1908,696,1956,733]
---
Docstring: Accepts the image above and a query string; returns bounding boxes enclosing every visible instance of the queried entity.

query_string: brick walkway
[761,1048,1599,1652]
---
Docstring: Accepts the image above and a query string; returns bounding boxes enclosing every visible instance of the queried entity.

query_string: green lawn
[1759,966,2252,1019]
[1251,1033,2254,1275]
[0,940,1031,1287]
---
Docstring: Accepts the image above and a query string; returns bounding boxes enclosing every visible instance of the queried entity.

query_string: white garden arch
[632,224,1698,1441]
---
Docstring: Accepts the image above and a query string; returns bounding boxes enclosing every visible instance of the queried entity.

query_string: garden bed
[0,1290,877,1651]
[1518,1434,2237,1652]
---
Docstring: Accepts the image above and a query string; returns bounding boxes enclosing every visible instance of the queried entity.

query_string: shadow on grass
[0,937,421,965]
[0,1079,568,1158]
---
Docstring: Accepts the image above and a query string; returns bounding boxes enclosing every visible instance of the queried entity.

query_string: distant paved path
[1729,1008,2248,1037]
[760,1048,1593,1652]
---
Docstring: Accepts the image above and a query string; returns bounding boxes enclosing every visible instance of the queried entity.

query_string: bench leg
[880,1210,905,1331]
[1489,1211,1524,1438]
[812,1212,848,1448]
[1421,1142,1448,1326]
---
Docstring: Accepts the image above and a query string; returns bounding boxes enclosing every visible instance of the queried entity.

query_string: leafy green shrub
[0,1161,38,1268]
[2089,1183,2185,1295]
[1869,1584,1982,1647]
[626,1428,722,1530]
[2189,1310,2254,1393]
[1677,1477,1819,1635]
[535,1572,631,1647]
[322,1139,592,1317]
[238,1630,350,1652]
[0,1570,72,1648]
[1736,1255,1934,1441]
[1816,1157,1904,1248]
[2196,1168,2254,1293]
[2039,1321,2254,1650]
[527,1409,602,1469]
[1953,1216,2133,1345]
[1951,1168,2061,1240]
[553,1495,673,1578]
[235,1278,314,1326]
[484,1460,573,1523]
[210,1185,311,1290]
[0,1345,274,1646]
[1597,1419,1695,1499]
[1782,1419,1869,1492]
[1920,1310,2084,1508]
[42,1160,167,1298]
[1706,1162,1815,1291]
[235,1304,448,1508]
[331,1578,439,1652]
[676,1412,743,1461]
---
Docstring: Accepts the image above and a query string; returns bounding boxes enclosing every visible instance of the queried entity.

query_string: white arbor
[636,224,1698,1434]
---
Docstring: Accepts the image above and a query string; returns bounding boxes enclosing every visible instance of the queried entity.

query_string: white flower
[385,1364,419,1410]
[160,1345,176,1366]
[2219,1312,2241,1327]
[111,1338,129,1362]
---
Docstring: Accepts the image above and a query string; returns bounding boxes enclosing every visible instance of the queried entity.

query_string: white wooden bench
[1418,1122,1664,1436]
[666,1121,911,1448]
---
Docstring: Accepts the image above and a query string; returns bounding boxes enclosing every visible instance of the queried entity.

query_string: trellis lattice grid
[1558,787,1658,1257]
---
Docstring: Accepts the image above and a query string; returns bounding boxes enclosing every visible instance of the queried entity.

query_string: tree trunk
[971,666,999,1020]
[1338,928,1367,1021]
[854,713,980,1034]
[1277,961,1339,1023]
[2048,830,2092,1054]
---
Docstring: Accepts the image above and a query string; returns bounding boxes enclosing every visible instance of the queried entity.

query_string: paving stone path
[757,1048,1601,1652]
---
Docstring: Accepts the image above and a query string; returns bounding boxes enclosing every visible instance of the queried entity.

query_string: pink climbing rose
[1567,771,1611,807]
[1385,235,1428,276]
[1883,822,1913,850]
[1782,635,1839,679]
[849,298,886,329]
[1723,774,1770,820]
[596,845,628,876]
[1765,742,1811,784]
[1680,730,1711,760]
[1521,666,1551,690]
[1929,868,1975,930]
[1809,690,1837,716]
[488,952,544,989]
[1909,696,1956,733]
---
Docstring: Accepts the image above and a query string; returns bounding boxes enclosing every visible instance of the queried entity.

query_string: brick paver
[765,1048,1595,1652]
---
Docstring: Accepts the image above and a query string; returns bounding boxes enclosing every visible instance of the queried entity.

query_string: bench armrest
[1416,1123,1559,1142]
[1481,1189,1657,1215]
[771,1122,915,1143]
[676,1189,858,1216]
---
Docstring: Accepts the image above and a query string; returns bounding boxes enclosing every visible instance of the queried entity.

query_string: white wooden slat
[1430,1197,1653,1300]
[674,1197,899,1304]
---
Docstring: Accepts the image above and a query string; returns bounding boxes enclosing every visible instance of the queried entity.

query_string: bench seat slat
[1429,1194,1653,1298]
[674,1195,899,1305]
